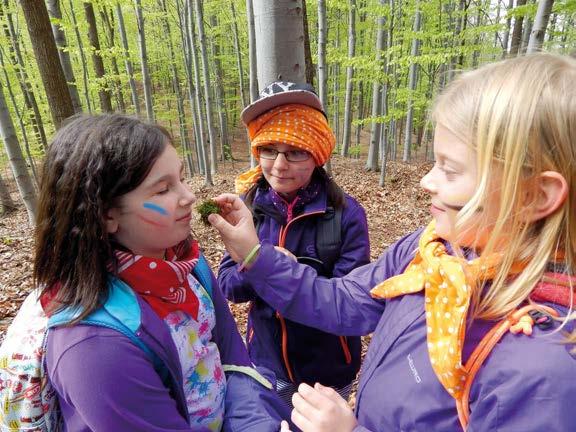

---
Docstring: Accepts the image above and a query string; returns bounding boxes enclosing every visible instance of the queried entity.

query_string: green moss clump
[197,199,221,225]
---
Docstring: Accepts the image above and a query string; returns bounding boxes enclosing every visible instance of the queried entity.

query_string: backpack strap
[193,254,213,298]
[455,304,559,431]
[315,206,342,274]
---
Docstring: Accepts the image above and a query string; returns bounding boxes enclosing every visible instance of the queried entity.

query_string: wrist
[238,243,261,271]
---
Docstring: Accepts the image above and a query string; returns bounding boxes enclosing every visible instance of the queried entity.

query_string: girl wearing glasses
[218,82,371,408]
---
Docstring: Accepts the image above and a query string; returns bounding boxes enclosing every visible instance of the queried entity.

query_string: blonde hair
[432,54,576,341]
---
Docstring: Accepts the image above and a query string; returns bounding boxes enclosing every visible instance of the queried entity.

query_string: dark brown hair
[34,114,172,319]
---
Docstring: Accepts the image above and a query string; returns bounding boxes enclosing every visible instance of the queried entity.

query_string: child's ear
[105,208,120,234]
[521,171,568,223]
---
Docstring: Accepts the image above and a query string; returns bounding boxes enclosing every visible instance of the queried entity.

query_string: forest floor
[0,153,432,401]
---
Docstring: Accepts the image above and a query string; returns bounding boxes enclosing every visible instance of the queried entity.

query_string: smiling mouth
[176,213,191,221]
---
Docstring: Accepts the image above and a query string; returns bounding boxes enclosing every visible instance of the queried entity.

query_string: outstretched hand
[290,383,357,432]
[208,193,259,263]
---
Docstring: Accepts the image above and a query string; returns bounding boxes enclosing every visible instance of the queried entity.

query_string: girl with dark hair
[219,82,370,407]
[34,114,288,431]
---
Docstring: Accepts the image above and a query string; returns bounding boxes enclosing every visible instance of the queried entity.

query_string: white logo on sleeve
[407,354,422,384]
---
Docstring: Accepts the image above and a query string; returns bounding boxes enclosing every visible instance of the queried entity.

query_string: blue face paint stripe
[143,202,169,216]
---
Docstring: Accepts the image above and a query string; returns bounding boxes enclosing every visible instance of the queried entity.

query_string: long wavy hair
[432,54,576,341]
[34,114,172,319]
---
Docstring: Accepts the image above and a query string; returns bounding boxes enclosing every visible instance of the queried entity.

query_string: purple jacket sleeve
[240,229,422,336]
[47,327,194,431]
[218,251,256,303]
[210,270,291,432]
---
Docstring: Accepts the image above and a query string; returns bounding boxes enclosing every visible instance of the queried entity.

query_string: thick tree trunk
[83,2,112,112]
[302,0,315,86]
[253,0,306,87]
[116,3,140,115]
[20,0,74,129]
[520,17,533,53]
[246,0,258,168]
[317,0,331,175]
[135,0,155,121]
[46,0,83,113]
[0,84,37,224]
[403,7,421,162]
[527,0,555,52]
[194,0,217,177]
[340,0,356,157]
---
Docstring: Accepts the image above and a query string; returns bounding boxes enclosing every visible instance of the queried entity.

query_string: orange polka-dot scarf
[370,221,509,399]
[235,104,336,194]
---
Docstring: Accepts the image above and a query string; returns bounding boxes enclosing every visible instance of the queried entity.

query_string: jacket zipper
[276,210,353,382]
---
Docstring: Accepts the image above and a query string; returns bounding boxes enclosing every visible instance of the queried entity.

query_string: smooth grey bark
[332,14,341,145]
[520,17,533,53]
[302,0,314,86]
[0,172,16,215]
[230,2,247,108]
[159,0,193,175]
[366,1,387,171]
[317,0,331,175]
[246,0,258,167]
[83,2,112,112]
[194,0,217,178]
[186,0,208,178]
[46,0,82,113]
[0,50,38,186]
[354,81,363,151]
[1,1,48,148]
[20,0,74,128]
[68,0,92,112]
[403,6,421,162]
[116,2,140,115]
[0,83,37,224]
[340,0,356,157]
[135,0,154,121]
[210,15,230,162]
[527,0,555,52]
[252,0,306,88]
[100,7,126,112]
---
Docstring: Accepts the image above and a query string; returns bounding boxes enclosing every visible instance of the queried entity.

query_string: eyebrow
[146,163,184,187]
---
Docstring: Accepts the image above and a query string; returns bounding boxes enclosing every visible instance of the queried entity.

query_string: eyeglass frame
[257,147,312,162]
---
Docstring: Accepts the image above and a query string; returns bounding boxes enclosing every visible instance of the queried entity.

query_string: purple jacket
[219,183,370,388]
[238,229,576,431]
[45,265,290,431]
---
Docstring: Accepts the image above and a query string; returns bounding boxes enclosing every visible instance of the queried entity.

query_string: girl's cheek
[138,202,173,228]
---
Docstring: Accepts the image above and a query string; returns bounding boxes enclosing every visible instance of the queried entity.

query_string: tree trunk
[403,6,421,162]
[210,15,230,162]
[340,0,356,157]
[253,0,306,87]
[68,0,92,112]
[354,81,364,151]
[509,0,527,56]
[520,17,533,53]
[135,0,155,121]
[246,0,258,168]
[46,0,83,113]
[1,1,48,148]
[193,0,215,183]
[317,0,331,175]
[527,0,554,53]
[83,2,112,112]
[0,83,37,224]
[115,2,140,114]
[502,0,514,56]
[302,0,315,86]
[332,13,341,146]
[366,1,386,171]
[230,2,247,108]
[0,172,17,216]
[20,0,74,129]
[0,50,38,186]
[100,7,126,112]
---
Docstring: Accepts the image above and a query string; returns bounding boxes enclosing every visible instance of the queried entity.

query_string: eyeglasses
[258,147,311,162]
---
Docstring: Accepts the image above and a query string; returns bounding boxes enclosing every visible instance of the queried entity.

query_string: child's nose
[420,170,436,193]
[273,152,289,169]
[179,186,196,207]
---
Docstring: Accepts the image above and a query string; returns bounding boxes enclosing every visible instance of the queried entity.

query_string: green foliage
[196,199,220,226]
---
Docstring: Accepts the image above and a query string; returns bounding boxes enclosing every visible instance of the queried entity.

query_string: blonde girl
[208,53,576,431]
